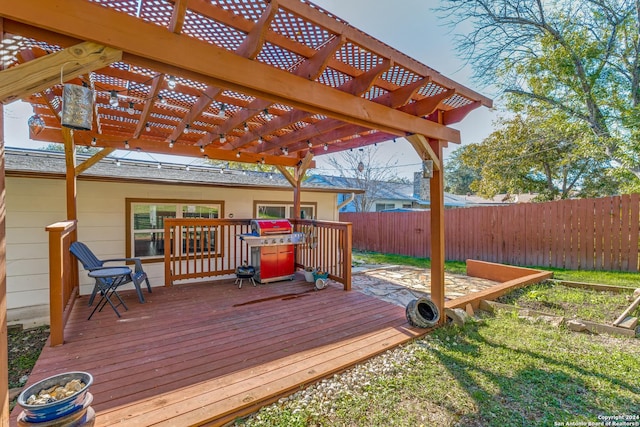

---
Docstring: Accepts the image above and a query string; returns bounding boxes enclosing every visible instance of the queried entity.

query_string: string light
[127,102,135,115]
[184,124,191,134]
[307,140,312,148]
[116,159,121,166]
[219,134,226,143]
[124,141,130,149]
[109,90,119,107]
[261,157,265,164]
[263,108,271,120]
[145,123,151,132]
[91,138,97,146]
[323,143,329,151]
[243,122,249,132]
[186,165,190,171]
[217,103,226,118]
[158,94,166,105]
[168,140,174,148]
[157,163,162,169]
[167,75,176,90]
[236,151,241,158]
[258,136,264,144]
[200,145,205,153]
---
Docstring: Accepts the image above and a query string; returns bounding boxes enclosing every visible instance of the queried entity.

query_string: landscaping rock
[566,319,588,332]
[445,308,472,326]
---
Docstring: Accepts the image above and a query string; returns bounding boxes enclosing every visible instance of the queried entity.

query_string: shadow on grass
[424,318,639,426]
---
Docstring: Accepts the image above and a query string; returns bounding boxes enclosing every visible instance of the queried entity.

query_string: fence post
[46,220,77,347]
[343,222,352,291]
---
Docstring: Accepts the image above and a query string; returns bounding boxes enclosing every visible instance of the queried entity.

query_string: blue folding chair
[70,241,151,305]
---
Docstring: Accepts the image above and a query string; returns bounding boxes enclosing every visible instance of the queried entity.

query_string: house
[4,148,361,327]
[307,172,499,212]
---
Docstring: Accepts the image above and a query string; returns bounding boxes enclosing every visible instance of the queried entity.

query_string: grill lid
[250,219,293,235]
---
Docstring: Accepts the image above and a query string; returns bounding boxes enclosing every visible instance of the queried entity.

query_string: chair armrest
[102,257,145,273]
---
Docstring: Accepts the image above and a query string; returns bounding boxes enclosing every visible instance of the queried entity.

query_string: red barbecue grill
[239,219,305,283]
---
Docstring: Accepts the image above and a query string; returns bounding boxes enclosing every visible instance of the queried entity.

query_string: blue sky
[3,0,496,179]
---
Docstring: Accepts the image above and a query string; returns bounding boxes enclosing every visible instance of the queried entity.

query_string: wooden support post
[0,87,9,427]
[429,139,445,321]
[62,128,79,289]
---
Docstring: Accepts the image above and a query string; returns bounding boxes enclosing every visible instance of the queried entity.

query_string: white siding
[5,176,338,325]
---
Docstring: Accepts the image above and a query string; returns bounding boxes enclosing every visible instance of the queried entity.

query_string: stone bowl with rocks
[17,371,93,423]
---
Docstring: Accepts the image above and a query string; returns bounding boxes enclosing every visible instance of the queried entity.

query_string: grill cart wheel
[405,297,440,328]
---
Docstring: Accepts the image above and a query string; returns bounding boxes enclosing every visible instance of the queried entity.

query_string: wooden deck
[11,275,425,426]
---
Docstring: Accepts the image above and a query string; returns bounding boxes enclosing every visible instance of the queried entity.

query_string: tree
[323,146,402,212]
[439,0,640,182]
[444,147,482,195]
[459,109,621,200]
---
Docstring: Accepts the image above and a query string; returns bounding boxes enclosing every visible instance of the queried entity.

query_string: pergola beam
[33,128,309,168]
[0,41,122,104]
[0,1,461,143]
[405,134,441,171]
[201,34,346,146]
[75,147,116,176]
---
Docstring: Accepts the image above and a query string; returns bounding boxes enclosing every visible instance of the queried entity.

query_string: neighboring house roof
[4,148,360,194]
[308,174,499,208]
[307,175,414,202]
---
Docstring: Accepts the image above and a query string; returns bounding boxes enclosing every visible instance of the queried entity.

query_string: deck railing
[163,219,252,286]
[45,220,78,346]
[163,218,352,290]
[291,219,352,290]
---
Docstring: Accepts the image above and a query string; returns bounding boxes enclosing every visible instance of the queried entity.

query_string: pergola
[0,0,492,422]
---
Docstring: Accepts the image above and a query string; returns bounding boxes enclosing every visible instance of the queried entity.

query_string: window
[402,203,412,209]
[127,199,222,259]
[375,203,395,212]
[255,202,316,220]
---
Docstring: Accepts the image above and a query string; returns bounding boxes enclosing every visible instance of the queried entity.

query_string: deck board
[11,275,425,426]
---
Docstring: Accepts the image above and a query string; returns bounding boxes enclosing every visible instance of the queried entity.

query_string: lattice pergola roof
[0,0,492,168]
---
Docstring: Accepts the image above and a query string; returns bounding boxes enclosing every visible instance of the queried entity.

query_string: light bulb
[243,122,249,132]
[236,152,241,158]
[186,165,190,171]
[127,102,135,115]
[109,91,118,107]
[200,145,205,153]
[124,141,130,149]
[263,108,271,119]
[167,75,176,90]
[91,138,97,146]
[219,134,226,143]
[169,140,174,148]
[157,163,162,169]
[217,103,226,118]
[307,140,312,148]
[258,137,264,144]
[116,159,121,166]
[323,143,328,151]
[158,94,166,104]
[145,123,151,132]
[184,124,190,134]
[261,158,265,164]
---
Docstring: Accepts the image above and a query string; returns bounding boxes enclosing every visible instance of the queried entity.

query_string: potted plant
[303,266,316,282]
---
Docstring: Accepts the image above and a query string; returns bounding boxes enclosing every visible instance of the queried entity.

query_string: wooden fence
[341,194,640,272]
